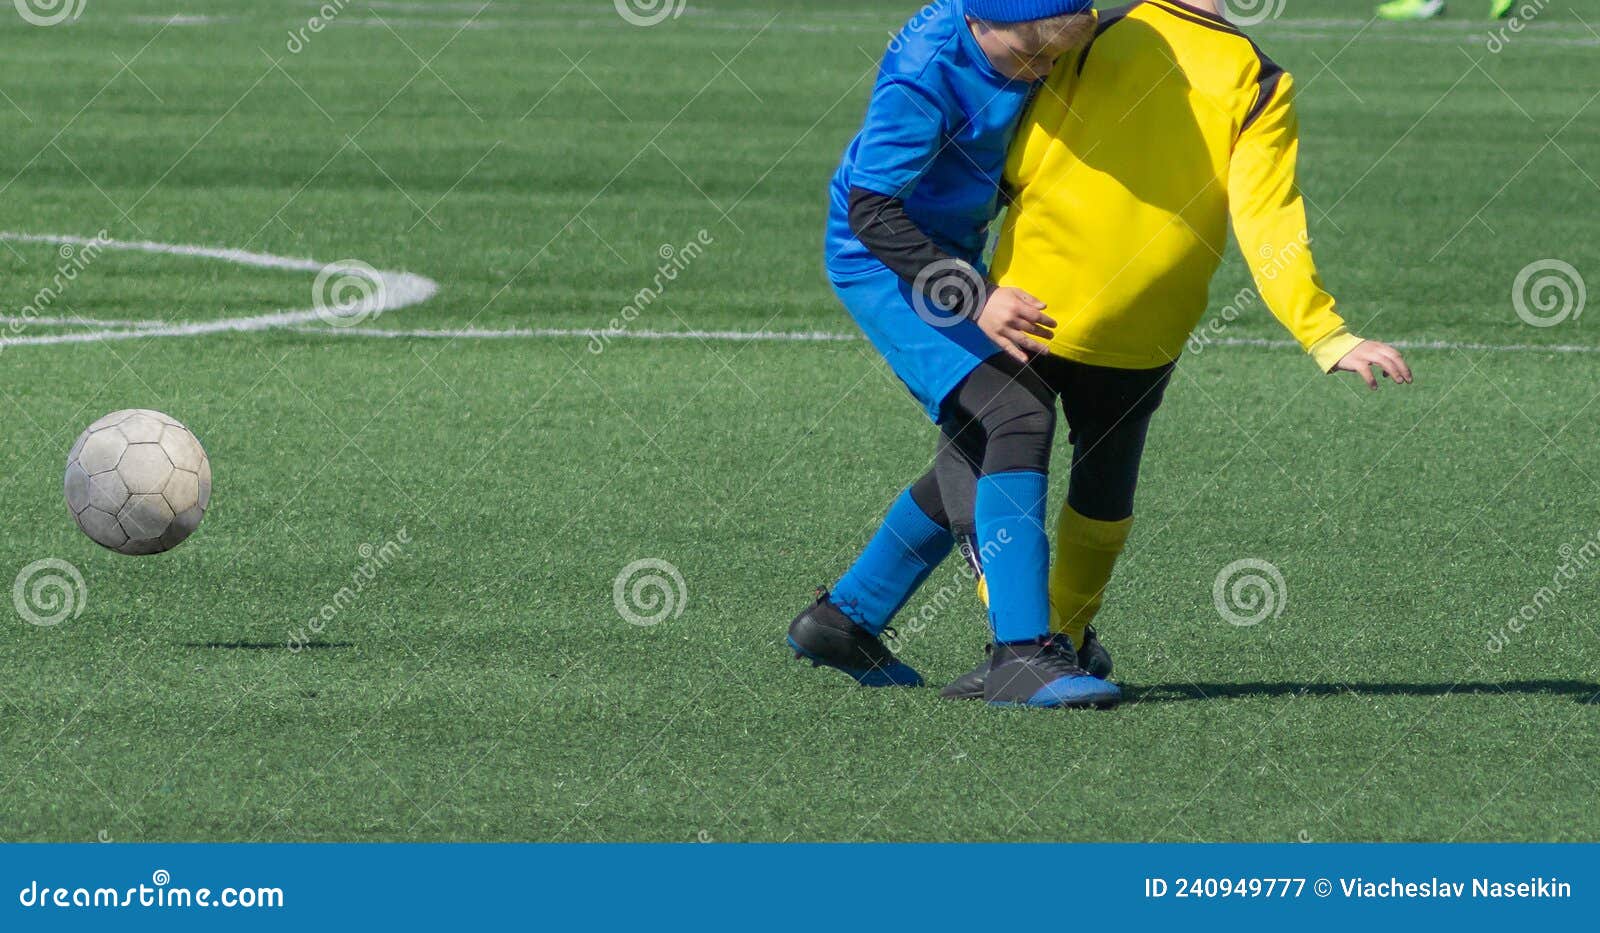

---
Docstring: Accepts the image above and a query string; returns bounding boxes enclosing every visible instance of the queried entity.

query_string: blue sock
[831,487,953,634]
[976,470,1050,644]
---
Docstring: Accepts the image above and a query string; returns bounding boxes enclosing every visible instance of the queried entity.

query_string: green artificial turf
[1,0,1597,842]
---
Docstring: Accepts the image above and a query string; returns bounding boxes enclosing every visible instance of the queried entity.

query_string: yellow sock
[1049,504,1133,649]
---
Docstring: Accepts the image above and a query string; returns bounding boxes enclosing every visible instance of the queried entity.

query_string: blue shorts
[829,264,1001,423]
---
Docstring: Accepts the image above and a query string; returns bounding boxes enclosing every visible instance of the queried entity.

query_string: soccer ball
[63,410,212,555]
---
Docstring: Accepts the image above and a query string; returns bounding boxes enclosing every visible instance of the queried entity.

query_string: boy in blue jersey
[786,0,1119,708]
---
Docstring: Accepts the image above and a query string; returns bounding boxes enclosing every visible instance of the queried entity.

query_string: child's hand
[978,287,1056,363]
[1334,340,1413,390]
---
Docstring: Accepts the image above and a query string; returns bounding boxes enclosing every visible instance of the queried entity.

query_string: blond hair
[983,10,1097,53]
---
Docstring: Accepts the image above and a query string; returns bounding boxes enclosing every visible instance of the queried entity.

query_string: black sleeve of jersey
[846,186,991,321]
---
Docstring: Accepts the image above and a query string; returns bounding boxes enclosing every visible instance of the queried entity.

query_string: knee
[908,469,950,529]
[980,399,1055,476]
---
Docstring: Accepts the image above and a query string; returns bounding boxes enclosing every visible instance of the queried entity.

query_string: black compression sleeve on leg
[907,469,951,530]
[1065,416,1153,522]
[942,355,1056,478]
[847,187,990,321]
[934,420,981,537]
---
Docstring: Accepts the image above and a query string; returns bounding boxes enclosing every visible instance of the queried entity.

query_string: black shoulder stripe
[1239,48,1285,131]
[1095,2,1141,36]
[1150,0,1242,35]
[1076,2,1140,75]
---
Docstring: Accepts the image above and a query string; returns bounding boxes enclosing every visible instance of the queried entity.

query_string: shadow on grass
[183,641,354,651]
[1123,680,1600,704]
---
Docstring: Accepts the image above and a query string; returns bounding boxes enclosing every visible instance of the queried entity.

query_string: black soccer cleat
[1079,625,1113,679]
[940,626,1112,700]
[939,644,990,701]
[786,590,924,688]
[982,634,1121,708]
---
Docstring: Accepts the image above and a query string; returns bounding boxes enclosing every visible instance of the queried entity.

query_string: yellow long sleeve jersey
[990,0,1363,372]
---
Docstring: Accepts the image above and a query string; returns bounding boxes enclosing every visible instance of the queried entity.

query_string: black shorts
[1030,354,1175,443]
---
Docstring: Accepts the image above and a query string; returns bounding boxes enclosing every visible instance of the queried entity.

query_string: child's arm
[846,80,1055,361]
[1228,70,1411,388]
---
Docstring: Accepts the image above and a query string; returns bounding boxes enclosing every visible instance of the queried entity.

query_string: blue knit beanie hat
[965,0,1094,23]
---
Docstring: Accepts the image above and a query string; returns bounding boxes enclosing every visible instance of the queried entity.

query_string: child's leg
[1049,420,1149,647]
[940,356,1057,644]
[1048,361,1175,648]
[933,417,983,576]
[829,469,954,635]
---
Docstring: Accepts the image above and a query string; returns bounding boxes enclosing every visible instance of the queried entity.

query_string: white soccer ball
[63,409,212,555]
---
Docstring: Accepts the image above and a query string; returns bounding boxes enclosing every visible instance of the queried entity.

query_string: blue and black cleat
[939,626,1112,700]
[786,591,923,688]
[981,634,1121,709]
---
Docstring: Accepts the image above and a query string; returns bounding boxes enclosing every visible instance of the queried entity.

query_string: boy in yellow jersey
[941,0,1414,698]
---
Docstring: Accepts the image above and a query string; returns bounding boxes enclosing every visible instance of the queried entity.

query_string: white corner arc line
[0,231,439,349]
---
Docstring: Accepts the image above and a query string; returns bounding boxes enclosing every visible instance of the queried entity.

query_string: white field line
[1196,336,1600,356]
[111,7,1596,45]
[289,324,861,343]
[0,314,157,328]
[2,231,1593,356]
[297,327,1600,357]
[212,13,1595,47]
